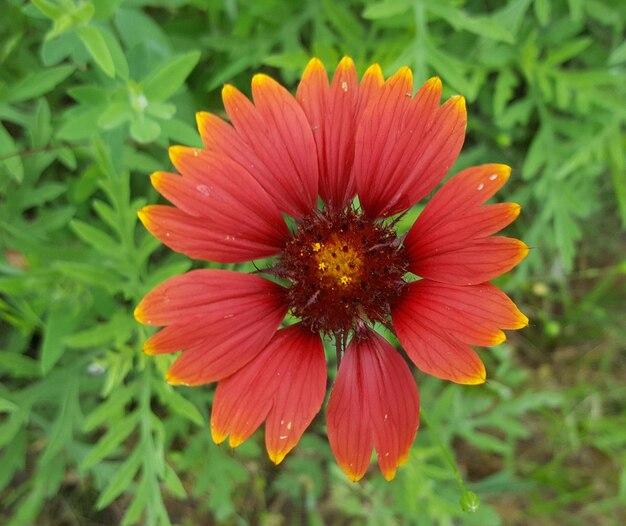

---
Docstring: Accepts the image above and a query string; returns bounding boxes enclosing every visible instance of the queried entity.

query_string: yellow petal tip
[228,435,245,448]
[381,468,397,482]
[451,95,466,110]
[165,370,188,386]
[136,207,150,227]
[268,449,288,465]
[222,83,237,100]
[211,427,227,445]
[133,304,145,323]
[143,339,157,355]
[252,73,272,87]
[149,171,163,187]
[425,76,442,90]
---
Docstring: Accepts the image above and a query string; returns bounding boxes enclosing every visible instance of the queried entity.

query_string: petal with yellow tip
[210,325,326,463]
[327,328,419,482]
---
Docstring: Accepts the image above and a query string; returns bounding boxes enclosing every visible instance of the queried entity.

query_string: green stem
[420,409,467,492]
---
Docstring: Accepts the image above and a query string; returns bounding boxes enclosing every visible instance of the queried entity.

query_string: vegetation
[1,0,624,524]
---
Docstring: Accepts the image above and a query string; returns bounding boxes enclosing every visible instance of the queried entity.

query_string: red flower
[136,57,528,481]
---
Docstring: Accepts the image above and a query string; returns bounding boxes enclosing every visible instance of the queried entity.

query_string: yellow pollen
[313,235,363,287]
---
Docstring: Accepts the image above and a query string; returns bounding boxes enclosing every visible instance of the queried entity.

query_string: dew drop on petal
[477,183,485,191]
[196,184,213,196]
[341,81,348,92]
[489,173,498,180]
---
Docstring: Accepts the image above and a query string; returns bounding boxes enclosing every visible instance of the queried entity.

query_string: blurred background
[1,0,625,524]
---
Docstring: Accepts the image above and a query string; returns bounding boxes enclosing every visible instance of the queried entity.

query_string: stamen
[277,208,409,334]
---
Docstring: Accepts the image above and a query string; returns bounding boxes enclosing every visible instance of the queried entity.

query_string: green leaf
[163,462,187,498]
[64,311,134,349]
[54,261,121,293]
[31,0,65,19]
[4,65,74,103]
[142,50,201,102]
[493,69,518,117]
[164,387,205,426]
[76,25,115,78]
[0,123,23,182]
[0,398,18,414]
[81,411,140,469]
[30,99,53,148]
[121,477,149,526]
[0,411,28,449]
[544,37,592,67]
[57,107,104,140]
[363,0,410,19]
[533,0,551,25]
[0,352,40,379]
[98,102,133,130]
[130,116,161,144]
[70,219,119,255]
[41,32,77,66]
[40,305,78,375]
[428,3,515,43]
[95,446,142,509]
[39,377,79,465]
[608,132,626,227]
[609,39,626,65]
[83,385,134,432]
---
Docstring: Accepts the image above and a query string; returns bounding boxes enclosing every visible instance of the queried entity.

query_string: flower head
[136,57,528,482]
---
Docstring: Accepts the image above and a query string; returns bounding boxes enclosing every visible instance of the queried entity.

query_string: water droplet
[477,183,485,191]
[489,173,498,180]
[223,313,234,319]
[86,363,106,376]
[225,235,236,241]
[196,184,212,196]
[341,81,348,92]
[165,231,171,237]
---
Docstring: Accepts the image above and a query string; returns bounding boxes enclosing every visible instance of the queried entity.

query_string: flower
[135,57,529,482]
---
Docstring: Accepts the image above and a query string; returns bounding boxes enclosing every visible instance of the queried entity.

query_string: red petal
[149,146,288,243]
[210,324,326,464]
[135,270,288,384]
[221,76,318,217]
[327,329,419,481]
[410,236,529,286]
[297,57,373,209]
[392,283,487,385]
[406,164,528,285]
[395,280,527,349]
[355,63,385,117]
[138,204,283,263]
[355,73,467,217]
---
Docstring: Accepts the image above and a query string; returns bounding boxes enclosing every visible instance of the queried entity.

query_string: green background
[1,0,625,524]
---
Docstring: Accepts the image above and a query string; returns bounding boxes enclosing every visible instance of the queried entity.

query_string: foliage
[1,0,625,524]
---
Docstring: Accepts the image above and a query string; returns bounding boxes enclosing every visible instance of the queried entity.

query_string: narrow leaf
[76,26,115,78]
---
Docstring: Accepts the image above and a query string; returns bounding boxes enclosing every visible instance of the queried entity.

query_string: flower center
[277,209,409,334]
[313,234,363,288]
